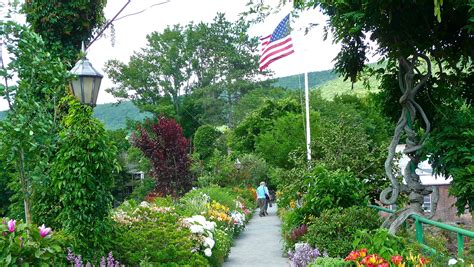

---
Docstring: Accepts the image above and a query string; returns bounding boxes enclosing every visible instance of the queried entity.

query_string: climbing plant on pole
[23,0,107,65]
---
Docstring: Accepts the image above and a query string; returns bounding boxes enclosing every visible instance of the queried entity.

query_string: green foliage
[236,154,269,187]
[230,98,301,154]
[0,21,70,224]
[301,165,367,218]
[308,257,350,267]
[196,150,238,188]
[352,228,409,260]
[23,0,107,65]
[425,103,474,214]
[112,203,208,266]
[194,125,222,161]
[0,218,66,265]
[305,206,381,258]
[208,228,232,267]
[50,96,120,257]
[128,177,156,202]
[255,111,319,168]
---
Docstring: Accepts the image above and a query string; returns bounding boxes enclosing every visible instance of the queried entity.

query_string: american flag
[259,14,295,71]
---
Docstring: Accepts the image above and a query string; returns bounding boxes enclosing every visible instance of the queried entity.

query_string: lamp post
[235,158,242,173]
[69,52,103,106]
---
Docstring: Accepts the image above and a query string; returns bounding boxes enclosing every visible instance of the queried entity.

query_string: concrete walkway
[224,204,289,267]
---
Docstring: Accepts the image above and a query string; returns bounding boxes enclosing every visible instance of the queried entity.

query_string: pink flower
[7,219,16,232]
[38,224,52,237]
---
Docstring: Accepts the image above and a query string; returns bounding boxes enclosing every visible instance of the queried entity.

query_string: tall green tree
[286,0,473,232]
[0,22,70,224]
[105,13,261,130]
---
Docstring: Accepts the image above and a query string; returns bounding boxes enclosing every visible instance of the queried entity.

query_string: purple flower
[7,219,16,232]
[38,224,52,237]
[288,243,321,267]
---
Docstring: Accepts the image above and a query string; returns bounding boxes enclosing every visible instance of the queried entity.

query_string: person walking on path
[256,181,270,217]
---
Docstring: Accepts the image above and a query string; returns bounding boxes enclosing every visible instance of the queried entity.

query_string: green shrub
[112,202,208,266]
[208,228,232,267]
[308,257,350,266]
[301,165,367,217]
[352,228,409,260]
[0,218,66,265]
[194,125,222,161]
[305,206,381,257]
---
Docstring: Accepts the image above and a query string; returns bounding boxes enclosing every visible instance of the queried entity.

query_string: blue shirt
[256,185,269,199]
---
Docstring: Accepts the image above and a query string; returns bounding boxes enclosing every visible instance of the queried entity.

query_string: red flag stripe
[260,37,292,57]
[259,50,295,71]
[260,43,294,64]
[260,34,271,40]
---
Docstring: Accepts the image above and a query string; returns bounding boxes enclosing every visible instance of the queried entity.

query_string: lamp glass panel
[71,79,82,100]
[82,76,94,104]
[91,77,102,105]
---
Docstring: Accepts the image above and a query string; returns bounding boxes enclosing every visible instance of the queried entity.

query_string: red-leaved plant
[132,117,192,197]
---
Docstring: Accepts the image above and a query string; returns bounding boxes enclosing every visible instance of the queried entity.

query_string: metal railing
[369,205,473,258]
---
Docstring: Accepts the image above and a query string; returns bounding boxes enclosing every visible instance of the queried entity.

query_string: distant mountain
[273,69,338,90]
[0,101,152,131]
[93,101,152,130]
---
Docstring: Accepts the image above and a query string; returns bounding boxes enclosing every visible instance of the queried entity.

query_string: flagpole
[304,72,311,162]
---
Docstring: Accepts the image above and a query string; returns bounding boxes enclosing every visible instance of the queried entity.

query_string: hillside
[0,101,152,131]
[273,69,338,90]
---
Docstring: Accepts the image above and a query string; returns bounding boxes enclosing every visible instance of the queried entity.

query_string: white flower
[190,224,204,234]
[448,259,458,265]
[140,201,149,207]
[204,237,215,249]
[192,215,207,225]
[204,248,212,257]
[204,221,216,231]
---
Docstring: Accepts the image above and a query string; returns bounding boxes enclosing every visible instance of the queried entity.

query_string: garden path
[224,204,289,267]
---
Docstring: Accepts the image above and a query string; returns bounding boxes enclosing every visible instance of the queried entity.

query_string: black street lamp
[69,53,103,107]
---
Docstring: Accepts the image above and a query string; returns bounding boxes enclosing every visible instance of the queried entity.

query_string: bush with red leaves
[132,117,193,197]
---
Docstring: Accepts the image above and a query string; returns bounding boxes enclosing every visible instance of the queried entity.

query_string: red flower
[391,255,403,265]
[359,248,368,257]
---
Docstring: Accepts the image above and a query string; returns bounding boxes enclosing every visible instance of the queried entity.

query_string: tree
[287,0,473,232]
[193,125,222,161]
[105,13,261,130]
[132,117,192,197]
[0,22,70,224]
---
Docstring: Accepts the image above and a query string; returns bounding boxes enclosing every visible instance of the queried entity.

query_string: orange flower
[345,250,360,262]
[419,257,430,265]
[361,254,385,266]
[391,255,403,265]
[359,248,368,257]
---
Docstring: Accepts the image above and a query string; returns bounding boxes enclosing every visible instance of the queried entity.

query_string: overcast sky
[0,0,352,110]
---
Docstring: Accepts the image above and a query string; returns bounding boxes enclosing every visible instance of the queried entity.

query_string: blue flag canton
[269,14,291,43]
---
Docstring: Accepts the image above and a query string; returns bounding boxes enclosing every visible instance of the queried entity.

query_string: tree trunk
[379,54,439,234]
[19,148,32,224]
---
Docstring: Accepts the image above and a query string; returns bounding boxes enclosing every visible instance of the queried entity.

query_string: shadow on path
[224,204,289,267]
